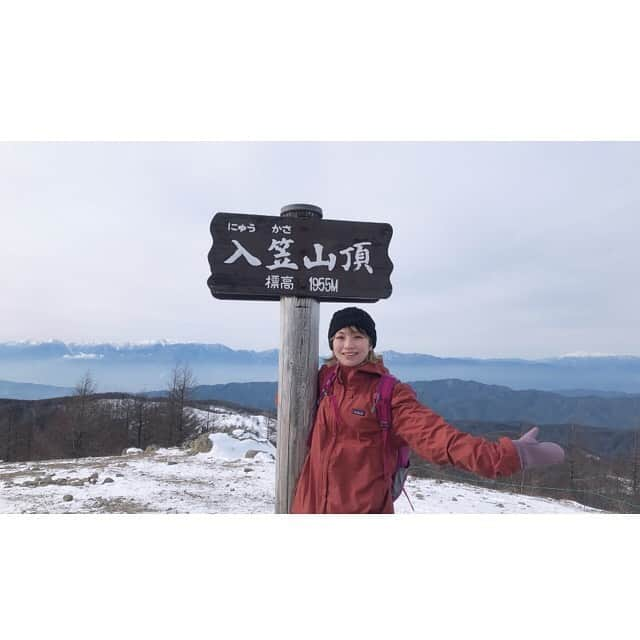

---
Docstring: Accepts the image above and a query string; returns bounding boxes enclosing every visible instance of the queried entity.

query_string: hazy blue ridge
[409,379,640,430]
[176,378,640,430]
[5,372,638,431]
[1,341,640,394]
[0,341,278,363]
[0,379,74,400]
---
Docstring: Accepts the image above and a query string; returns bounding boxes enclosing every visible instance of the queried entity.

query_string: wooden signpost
[208,204,393,513]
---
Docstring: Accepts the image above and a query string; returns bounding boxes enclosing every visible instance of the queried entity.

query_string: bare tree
[75,371,97,397]
[70,370,97,457]
[632,428,640,495]
[166,364,198,445]
[204,405,219,433]
[132,393,151,449]
[2,404,17,461]
[567,423,577,498]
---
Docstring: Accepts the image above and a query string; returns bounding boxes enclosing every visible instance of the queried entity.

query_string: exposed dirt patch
[1,470,39,483]
[161,476,214,487]
[88,497,156,514]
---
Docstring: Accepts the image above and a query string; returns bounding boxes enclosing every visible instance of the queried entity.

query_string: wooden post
[275,204,322,513]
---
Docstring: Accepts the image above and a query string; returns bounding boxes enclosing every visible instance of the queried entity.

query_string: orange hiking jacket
[291,359,521,514]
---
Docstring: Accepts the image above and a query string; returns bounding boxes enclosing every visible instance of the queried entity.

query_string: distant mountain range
[2,370,640,430]
[409,379,640,430]
[0,379,74,400]
[0,340,278,363]
[0,340,279,391]
[176,378,640,431]
[1,340,640,394]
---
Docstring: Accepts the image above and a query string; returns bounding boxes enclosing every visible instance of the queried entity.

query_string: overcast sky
[1,141,638,358]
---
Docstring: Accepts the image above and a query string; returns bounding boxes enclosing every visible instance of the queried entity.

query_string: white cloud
[62,353,103,360]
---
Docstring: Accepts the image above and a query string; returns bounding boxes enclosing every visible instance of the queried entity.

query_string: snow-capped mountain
[0,340,278,362]
[1,340,640,393]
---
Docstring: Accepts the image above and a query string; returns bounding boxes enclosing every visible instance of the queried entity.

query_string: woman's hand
[512,426,565,470]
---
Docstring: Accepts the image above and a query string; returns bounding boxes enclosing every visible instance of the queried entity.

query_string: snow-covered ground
[0,404,598,514]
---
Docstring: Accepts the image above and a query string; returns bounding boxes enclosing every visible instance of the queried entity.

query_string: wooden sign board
[207,212,393,302]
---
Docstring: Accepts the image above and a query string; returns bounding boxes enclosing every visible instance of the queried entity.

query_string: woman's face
[331,326,371,367]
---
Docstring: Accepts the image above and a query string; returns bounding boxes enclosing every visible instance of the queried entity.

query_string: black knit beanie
[328,307,377,350]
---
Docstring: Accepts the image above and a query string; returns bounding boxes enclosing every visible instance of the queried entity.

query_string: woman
[291,306,565,514]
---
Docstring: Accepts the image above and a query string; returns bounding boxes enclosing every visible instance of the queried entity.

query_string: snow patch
[203,433,275,461]
[62,352,104,360]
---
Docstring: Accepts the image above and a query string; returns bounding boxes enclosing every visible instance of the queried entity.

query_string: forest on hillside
[0,368,204,463]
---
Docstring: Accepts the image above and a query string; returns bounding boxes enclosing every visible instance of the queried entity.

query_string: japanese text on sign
[224,238,374,279]
[208,212,393,302]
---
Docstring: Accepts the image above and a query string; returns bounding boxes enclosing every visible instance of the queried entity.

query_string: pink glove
[512,426,565,470]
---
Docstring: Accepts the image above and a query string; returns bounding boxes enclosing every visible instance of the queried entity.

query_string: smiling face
[330,325,372,368]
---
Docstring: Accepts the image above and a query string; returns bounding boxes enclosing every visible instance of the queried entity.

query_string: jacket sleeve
[390,382,521,479]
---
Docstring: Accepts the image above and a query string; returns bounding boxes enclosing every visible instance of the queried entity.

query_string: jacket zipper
[321,382,343,512]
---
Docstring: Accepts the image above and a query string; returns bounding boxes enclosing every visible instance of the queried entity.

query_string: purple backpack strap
[374,374,396,429]
[306,367,338,448]
[374,374,397,478]
[375,374,414,508]
[319,368,338,404]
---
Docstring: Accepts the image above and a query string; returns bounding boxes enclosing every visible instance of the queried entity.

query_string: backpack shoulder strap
[374,373,398,483]
[374,375,414,509]
[317,366,338,406]
[306,366,338,448]
[374,374,397,429]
